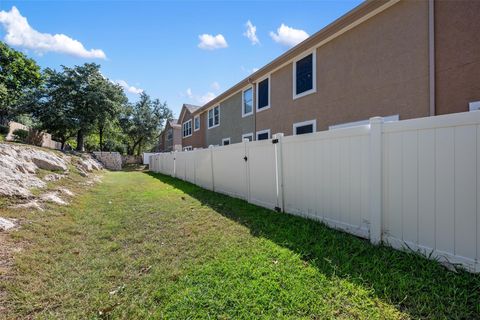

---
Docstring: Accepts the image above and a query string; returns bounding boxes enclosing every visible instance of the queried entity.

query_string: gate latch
[243,156,248,162]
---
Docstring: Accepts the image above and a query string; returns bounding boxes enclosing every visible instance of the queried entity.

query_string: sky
[0,0,363,118]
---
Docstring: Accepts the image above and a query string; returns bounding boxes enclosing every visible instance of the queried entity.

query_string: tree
[28,68,77,149]
[0,42,42,123]
[90,78,127,151]
[121,92,172,155]
[29,63,127,150]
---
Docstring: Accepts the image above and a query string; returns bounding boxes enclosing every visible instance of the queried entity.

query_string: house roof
[184,104,201,113]
[192,0,397,113]
[168,119,180,128]
[178,103,202,123]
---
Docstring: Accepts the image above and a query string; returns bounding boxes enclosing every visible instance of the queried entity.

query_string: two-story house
[178,104,206,150]
[158,119,182,152]
[180,0,480,149]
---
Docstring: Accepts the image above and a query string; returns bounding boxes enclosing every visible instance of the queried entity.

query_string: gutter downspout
[429,0,435,116]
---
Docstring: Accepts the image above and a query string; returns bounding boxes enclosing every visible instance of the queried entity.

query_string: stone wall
[122,155,142,165]
[6,121,62,150]
[93,152,122,171]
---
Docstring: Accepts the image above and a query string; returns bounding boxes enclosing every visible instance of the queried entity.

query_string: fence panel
[246,139,278,210]
[174,152,187,180]
[194,149,214,190]
[382,111,480,271]
[149,111,480,272]
[281,127,371,238]
[211,143,248,200]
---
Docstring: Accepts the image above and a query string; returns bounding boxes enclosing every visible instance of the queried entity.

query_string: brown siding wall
[435,0,480,115]
[256,0,430,135]
[181,111,205,149]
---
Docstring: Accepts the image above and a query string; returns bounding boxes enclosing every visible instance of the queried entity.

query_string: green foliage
[120,92,173,155]
[0,41,42,121]
[1,43,172,154]
[12,128,28,142]
[0,124,9,135]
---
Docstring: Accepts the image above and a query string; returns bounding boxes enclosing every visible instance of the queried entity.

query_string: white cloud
[243,20,259,45]
[0,6,106,59]
[186,88,216,104]
[114,80,143,95]
[211,81,220,91]
[198,33,228,50]
[269,23,309,47]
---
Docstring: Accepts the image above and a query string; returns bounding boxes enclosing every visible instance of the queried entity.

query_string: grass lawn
[1,170,479,319]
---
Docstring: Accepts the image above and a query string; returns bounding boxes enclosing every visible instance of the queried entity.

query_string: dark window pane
[257,132,269,140]
[258,78,269,109]
[295,124,313,135]
[223,140,230,146]
[296,54,313,95]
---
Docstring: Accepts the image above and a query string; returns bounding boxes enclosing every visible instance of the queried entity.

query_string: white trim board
[329,115,399,130]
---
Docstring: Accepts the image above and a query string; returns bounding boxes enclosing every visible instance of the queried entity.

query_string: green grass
[1,171,479,319]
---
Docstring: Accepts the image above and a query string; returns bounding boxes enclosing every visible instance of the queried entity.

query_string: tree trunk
[76,130,85,152]
[99,126,104,152]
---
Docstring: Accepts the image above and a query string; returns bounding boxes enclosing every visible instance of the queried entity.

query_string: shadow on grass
[146,172,480,319]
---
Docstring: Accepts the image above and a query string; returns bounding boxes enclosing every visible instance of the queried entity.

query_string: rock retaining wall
[93,152,122,171]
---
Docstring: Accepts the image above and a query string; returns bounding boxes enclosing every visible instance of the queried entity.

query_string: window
[167,128,173,140]
[183,146,192,151]
[182,120,192,138]
[208,106,220,128]
[293,51,316,99]
[194,115,200,131]
[242,133,253,142]
[293,120,316,135]
[242,87,253,117]
[222,138,231,146]
[256,76,270,111]
[256,129,270,141]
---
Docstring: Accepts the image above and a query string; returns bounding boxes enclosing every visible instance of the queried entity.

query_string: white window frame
[242,132,254,142]
[293,119,317,135]
[293,50,317,100]
[208,106,220,129]
[256,129,271,140]
[182,119,192,138]
[193,115,200,131]
[256,75,271,113]
[242,86,254,118]
[222,137,231,146]
[183,146,192,151]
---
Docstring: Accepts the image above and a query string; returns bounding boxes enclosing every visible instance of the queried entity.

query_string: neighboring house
[158,119,181,152]
[178,104,205,150]
[205,90,256,146]
[180,0,479,148]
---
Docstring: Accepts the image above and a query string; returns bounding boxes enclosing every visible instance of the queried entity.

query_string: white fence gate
[150,111,480,273]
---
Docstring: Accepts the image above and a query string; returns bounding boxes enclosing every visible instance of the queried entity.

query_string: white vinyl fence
[150,111,480,273]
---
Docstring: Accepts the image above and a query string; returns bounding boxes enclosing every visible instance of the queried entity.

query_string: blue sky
[0,0,362,117]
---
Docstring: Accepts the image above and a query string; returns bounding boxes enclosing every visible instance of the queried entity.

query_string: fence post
[273,133,285,212]
[369,117,383,244]
[209,145,215,192]
[243,139,251,203]
[172,151,177,178]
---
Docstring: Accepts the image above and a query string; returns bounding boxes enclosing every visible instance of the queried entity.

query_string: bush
[27,130,45,147]
[12,129,28,143]
[0,124,9,135]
